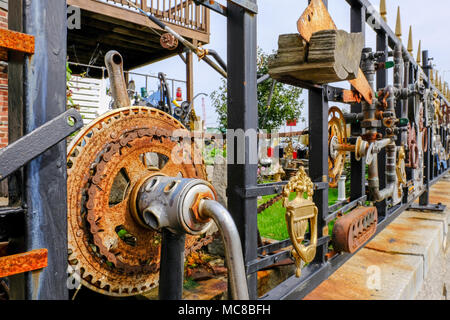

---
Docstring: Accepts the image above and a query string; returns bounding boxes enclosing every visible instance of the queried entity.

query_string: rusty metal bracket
[325,86,362,104]
[0,108,83,181]
[0,29,35,61]
[0,249,48,278]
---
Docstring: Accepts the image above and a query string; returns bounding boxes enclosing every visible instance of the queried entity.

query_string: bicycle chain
[257,194,284,214]
[85,127,214,274]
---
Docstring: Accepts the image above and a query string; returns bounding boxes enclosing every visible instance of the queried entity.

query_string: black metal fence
[2,0,449,300]
[223,0,450,300]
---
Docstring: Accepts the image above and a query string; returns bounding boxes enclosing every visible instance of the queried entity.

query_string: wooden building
[67,0,211,100]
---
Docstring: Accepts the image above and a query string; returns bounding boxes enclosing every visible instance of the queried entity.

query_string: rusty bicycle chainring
[67,107,210,297]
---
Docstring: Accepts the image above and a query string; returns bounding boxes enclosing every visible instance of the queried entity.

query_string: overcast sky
[133,0,450,131]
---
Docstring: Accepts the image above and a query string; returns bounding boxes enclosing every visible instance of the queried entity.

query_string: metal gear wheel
[328,107,348,188]
[67,107,207,297]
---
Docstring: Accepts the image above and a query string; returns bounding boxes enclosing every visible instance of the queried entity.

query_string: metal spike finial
[430,69,434,83]
[395,6,402,41]
[435,71,439,87]
[380,0,387,22]
[416,40,422,65]
[407,26,413,55]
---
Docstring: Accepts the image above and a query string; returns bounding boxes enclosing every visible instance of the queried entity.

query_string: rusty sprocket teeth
[67,107,207,297]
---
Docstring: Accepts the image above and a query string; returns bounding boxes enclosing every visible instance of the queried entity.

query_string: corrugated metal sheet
[68,76,111,124]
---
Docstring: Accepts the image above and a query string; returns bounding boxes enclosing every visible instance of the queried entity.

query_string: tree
[210,49,305,133]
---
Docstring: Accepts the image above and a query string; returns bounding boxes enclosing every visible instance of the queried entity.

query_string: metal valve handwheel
[67,107,207,297]
[328,107,348,188]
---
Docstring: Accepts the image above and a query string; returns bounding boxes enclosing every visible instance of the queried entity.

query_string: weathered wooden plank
[70,87,102,94]
[269,30,364,84]
[267,34,307,69]
[67,0,209,42]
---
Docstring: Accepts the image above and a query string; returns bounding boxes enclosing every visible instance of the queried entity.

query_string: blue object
[143,89,177,109]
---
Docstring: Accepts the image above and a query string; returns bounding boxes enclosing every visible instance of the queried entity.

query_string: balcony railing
[100,0,209,34]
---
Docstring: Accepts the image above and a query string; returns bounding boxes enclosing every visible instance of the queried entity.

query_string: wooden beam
[67,0,210,44]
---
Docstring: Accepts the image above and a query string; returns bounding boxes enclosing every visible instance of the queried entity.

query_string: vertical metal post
[420,50,431,205]
[7,0,25,209]
[309,87,329,264]
[376,30,388,216]
[157,50,195,301]
[8,0,69,300]
[350,3,366,201]
[158,230,185,300]
[227,0,258,299]
[6,1,26,299]
[310,0,329,266]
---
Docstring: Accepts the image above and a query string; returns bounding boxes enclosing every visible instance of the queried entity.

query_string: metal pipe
[344,112,364,123]
[207,49,228,72]
[368,140,396,202]
[257,74,270,85]
[198,199,250,300]
[104,51,130,108]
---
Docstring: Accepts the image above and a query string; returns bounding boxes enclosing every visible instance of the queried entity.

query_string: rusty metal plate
[0,249,48,278]
[332,206,378,254]
[0,29,35,55]
[67,106,207,297]
[342,89,362,104]
[297,0,373,104]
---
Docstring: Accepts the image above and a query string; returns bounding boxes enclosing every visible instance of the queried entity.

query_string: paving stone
[305,176,450,300]
[304,248,424,300]
[364,213,444,275]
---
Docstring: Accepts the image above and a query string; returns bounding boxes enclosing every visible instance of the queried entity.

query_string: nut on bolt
[191,191,215,224]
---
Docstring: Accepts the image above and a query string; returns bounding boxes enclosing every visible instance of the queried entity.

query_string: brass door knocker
[282,167,318,278]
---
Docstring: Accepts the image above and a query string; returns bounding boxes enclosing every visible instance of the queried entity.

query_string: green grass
[258,189,340,241]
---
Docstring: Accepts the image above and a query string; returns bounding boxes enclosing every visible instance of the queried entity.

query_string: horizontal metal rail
[259,185,438,300]
[0,109,83,181]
